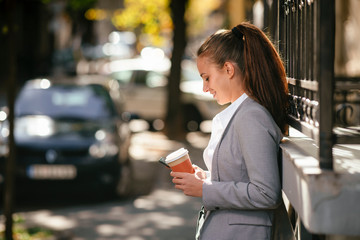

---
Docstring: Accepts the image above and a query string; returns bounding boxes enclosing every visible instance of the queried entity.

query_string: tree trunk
[2,0,17,239]
[165,0,188,140]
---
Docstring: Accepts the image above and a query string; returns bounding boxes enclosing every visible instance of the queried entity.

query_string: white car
[107,57,226,132]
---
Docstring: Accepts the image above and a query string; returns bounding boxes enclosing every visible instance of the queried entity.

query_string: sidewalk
[2,131,210,240]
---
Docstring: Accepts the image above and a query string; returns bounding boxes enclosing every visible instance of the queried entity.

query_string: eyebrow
[200,73,206,77]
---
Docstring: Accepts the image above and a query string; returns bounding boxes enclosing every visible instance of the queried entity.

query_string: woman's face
[197,56,232,105]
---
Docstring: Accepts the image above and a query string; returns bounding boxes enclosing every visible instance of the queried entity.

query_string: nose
[203,80,209,93]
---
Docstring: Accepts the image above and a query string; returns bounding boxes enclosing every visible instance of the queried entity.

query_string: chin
[217,98,232,105]
[217,100,227,105]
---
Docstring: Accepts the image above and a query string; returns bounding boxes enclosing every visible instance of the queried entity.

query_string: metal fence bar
[317,0,335,169]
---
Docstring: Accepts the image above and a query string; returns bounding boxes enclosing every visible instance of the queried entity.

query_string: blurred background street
[1,131,210,240]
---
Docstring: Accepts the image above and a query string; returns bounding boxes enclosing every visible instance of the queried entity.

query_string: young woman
[170,22,292,240]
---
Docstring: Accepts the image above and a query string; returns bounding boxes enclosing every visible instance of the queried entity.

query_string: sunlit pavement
[17,189,201,240]
[1,131,210,240]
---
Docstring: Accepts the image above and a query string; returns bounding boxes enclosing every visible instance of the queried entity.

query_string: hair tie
[232,27,244,41]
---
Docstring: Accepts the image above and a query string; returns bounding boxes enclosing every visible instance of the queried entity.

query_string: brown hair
[197,22,288,134]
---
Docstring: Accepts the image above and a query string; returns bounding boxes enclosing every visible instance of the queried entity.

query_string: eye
[201,74,209,82]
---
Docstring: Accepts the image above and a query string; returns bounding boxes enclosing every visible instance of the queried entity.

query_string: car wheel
[115,160,134,197]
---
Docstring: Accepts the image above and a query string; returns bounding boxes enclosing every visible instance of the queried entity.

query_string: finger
[170,171,189,178]
[174,184,184,191]
[170,171,184,178]
[170,171,179,177]
[172,177,184,185]
[194,165,204,170]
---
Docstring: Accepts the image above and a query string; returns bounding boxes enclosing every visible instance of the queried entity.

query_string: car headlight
[0,121,9,156]
[15,116,55,137]
[88,130,119,158]
[0,121,9,139]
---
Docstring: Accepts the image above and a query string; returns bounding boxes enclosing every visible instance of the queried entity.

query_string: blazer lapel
[211,97,252,181]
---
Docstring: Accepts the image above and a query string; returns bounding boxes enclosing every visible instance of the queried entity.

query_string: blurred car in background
[106,51,226,132]
[0,75,132,198]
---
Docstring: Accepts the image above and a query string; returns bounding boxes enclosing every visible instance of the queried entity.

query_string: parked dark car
[0,75,133,198]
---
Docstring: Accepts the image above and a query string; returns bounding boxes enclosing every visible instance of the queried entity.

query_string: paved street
[1,131,210,240]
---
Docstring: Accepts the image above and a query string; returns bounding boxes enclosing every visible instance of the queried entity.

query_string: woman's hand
[193,165,207,180]
[170,171,204,197]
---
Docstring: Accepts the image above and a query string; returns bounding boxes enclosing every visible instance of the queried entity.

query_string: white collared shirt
[203,93,248,175]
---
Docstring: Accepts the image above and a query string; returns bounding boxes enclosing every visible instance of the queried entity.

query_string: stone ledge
[280,128,360,236]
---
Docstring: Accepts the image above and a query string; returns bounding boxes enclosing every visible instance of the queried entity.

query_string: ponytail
[236,23,288,134]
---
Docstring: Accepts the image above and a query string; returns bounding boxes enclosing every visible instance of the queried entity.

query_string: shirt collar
[216,93,248,129]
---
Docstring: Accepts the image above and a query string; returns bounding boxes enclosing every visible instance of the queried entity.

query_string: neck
[230,80,245,103]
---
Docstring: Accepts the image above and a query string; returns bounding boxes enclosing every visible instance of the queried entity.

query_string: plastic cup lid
[165,148,189,164]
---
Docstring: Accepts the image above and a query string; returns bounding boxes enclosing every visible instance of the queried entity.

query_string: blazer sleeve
[202,106,282,211]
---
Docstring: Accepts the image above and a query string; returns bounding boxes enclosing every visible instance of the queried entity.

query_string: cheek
[212,74,225,90]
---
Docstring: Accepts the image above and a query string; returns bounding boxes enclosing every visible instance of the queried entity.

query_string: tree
[1,0,17,238]
[164,0,188,140]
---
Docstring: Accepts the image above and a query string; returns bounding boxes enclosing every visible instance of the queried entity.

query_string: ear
[224,62,235,79]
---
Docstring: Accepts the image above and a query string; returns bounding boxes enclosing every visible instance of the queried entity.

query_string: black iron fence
[265,0,360,169]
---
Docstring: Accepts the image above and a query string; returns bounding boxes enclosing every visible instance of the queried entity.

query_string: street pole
[3,0,17,238]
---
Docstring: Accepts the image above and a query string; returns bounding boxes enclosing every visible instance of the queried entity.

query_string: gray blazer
[199,97,285,240]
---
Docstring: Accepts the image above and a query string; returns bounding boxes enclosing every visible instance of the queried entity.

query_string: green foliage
[67,0,97,11]
[1,25,8,35]
[41,0,97,11]
[0,214,53,240]
[0,227,53,240]
[111,0,223,47]
[112,0,172,46]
